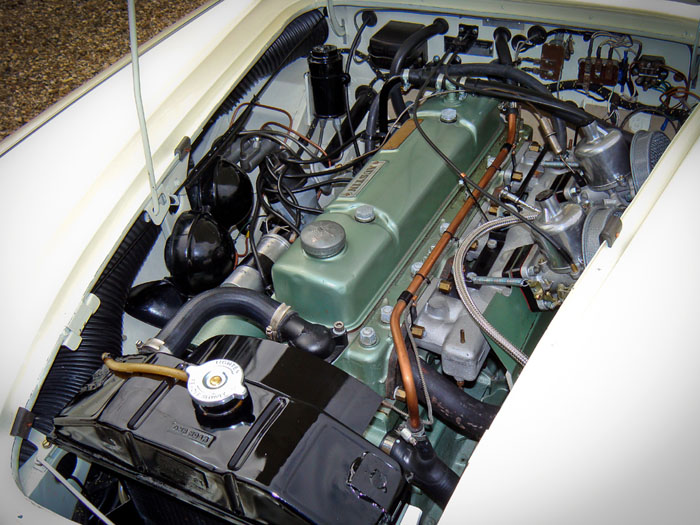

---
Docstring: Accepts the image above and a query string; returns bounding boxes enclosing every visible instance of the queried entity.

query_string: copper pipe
[102,354,189,383]
[390,112,517,431]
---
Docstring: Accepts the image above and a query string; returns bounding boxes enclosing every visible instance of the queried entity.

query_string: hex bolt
[487,239,498,250]
[380,305,394,324]
[439,221,450,234]
[359,326,378,347]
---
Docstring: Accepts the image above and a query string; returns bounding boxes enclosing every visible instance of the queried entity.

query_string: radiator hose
[152,287,338,359]
[407,355,499,441]
[383,436,459,509]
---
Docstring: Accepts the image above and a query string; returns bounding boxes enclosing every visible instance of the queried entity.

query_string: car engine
[14,4,696,525]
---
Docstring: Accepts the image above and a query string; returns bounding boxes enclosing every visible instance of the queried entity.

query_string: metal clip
[266,303,293,341]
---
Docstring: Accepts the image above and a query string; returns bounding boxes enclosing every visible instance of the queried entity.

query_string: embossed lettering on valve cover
[340,160,386,198]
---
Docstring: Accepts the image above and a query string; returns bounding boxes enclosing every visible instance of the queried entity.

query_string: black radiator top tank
[53,336,405,524]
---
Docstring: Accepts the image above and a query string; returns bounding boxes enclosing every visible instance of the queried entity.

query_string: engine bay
[13,3,698,524]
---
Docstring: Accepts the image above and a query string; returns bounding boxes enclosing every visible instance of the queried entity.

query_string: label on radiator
[169,421,215,447]
[339,160,386,198]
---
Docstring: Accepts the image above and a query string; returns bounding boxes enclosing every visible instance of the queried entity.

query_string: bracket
[143,143,190,231]
[444,25,479,54]
[326,0,346,41]
[61,293,100,351]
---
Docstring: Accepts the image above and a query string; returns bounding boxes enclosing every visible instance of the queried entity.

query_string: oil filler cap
[186,359,247,408]
[301,220,346,258]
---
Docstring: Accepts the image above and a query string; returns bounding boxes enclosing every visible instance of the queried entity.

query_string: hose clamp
[380,435,396,455]
[435,73,445,91]
[138,337,170,354]
[266,303,293,341]
[401,69,412,90]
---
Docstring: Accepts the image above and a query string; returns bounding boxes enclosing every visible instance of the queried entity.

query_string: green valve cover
[272,96,502,328]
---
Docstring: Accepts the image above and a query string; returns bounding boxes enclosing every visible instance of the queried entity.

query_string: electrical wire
[448,76,594,126]
[238,129,324,162]
[411,79,576,269]
[410,57,489,222]
[262,121,331,162]
[230,101,294,128]
[344,18,370,157]
[516,144,548,198]
[406,315,433,427]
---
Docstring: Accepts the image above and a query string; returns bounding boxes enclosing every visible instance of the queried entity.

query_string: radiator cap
[186,359,247,408]
[301,220,346,258]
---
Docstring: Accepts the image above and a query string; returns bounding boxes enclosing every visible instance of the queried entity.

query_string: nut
[410,325,425,339]
[438,280,452,294]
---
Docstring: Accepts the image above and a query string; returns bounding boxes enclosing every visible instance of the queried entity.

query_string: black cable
[281,125,369,166]
[411,82,575,268]
[259,182,302,235]
[283,148,376,176]
[515,144,548,198]
[248,177,268,289]
[290,178,352,192]
[344,18,370,157]
[296,116,319,158]
[548,80,688,122]
[185,12,328,191]
[448,76,594,126]
[411,58,489,223]
[619,107,679,132]
[276,170,324,215]
[239,129,325,162]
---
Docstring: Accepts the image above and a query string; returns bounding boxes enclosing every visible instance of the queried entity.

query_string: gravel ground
[1,0,210,141]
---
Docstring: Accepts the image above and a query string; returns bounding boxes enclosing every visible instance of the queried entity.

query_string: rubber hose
[388,437,459,509]
[407,354,499,441]
[408,63,568,143]
[383,18,449,129]
[21,217,158,464]
[493,27,514,66]
[198,10,329,139]
[155,287,336,359]
[326,86,376,161]
[377,76,403,137]
[364,95,381,151]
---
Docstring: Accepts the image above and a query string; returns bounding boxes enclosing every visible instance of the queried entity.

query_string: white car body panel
[1,0,699,522]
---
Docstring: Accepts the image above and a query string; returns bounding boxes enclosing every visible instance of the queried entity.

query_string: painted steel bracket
[61,293,100,351]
